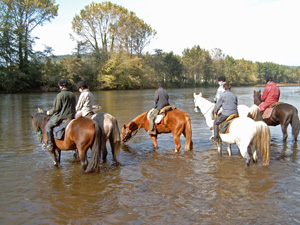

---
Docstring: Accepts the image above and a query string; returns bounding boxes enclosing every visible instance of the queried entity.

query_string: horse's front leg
[149,135,158,149]
[55,148,61,165]
[227,144,232,156]
[48,149,59,167]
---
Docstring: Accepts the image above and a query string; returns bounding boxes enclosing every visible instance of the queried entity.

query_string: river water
[1,86,300,224]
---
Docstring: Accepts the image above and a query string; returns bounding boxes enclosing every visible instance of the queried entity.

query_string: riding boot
[211,124,219,142]
[46,131,54,150]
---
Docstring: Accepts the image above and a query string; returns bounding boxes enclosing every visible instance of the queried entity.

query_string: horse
[194,92,270,166]
[90,112,121,163]
[121,108,193,152]
[30,110,103,173]
[251,90,300,142]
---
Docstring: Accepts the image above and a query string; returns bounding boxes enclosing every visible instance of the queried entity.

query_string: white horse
[194,92,271,166]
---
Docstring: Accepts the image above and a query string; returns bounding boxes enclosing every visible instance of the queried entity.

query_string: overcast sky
[32,0,300,66]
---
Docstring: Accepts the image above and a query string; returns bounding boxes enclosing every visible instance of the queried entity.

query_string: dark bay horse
[121,109,193,152]
[250,90,300,142]
[31,111,103,172]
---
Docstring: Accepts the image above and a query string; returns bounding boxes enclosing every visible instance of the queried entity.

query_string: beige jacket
[76,89,95,117]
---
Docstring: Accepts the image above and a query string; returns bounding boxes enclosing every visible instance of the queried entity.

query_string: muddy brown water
[1,87,300,224]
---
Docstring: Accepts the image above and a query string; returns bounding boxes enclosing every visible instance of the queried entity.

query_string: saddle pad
[262,108,274,119]
[53,120,72,140]
[147,108,164,124]
[219,116,238,134]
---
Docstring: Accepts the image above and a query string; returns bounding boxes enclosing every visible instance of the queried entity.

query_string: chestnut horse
[121,109,193,152]
[251,90,300,142]
[31,111,103,172]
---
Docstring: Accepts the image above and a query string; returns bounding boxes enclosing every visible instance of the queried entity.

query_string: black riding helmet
[76,81,87,90]
[58,79,68,87]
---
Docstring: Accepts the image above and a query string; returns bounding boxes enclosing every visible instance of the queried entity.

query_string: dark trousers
[213,114,229,137]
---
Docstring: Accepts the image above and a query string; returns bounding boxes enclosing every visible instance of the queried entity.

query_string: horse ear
[29,115,33,119]
[199,92,202,97]
[123,124,127,129]
[193,93,196,98]
[38,108,44,113]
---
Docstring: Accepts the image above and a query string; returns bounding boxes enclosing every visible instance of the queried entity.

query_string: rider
[148,83,170,135]
[211,83,238,142]
[45,79,76,150]
[259,77,280,112]
[214,76,226,103]
[75,81,95,119]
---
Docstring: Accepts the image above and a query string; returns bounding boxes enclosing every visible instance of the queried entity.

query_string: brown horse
[121,109,193,152]
[30,110,103,172]
[251,90,300,142]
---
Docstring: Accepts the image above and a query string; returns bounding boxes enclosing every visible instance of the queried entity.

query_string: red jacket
[259,82,280,111]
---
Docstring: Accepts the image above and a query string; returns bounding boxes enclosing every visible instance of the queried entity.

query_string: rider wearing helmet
[44,79,76,150]
[75,81,95,119]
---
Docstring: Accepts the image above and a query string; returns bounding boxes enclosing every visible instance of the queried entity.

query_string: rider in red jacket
[259,77,280,112]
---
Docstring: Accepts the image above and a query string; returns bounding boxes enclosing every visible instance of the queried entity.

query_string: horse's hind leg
[281,123,288,142]
[55,149,61,165]
[48,149,59,167]
[227,144,232,156]
[102,145,108,163]
[238,144,251,166]
[172,134,181,152]
[78,149,88,171]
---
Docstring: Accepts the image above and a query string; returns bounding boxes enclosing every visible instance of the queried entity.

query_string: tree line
[1,0,299,93]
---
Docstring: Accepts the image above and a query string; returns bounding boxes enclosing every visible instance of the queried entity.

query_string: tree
[71,1,156,59]
[0,0,58,71]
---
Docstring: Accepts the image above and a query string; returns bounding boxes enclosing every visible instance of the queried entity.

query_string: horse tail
[248,105,262,121]
[291,107,300,141]
[111,117,121,160]
[254,121,270,166]
[85,121,102,173]
[184,113,193,151]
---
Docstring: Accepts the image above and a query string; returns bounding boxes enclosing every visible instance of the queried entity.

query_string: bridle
[194,98,214,117]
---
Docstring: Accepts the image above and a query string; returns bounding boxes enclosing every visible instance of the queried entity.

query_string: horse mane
[32,113,50,128]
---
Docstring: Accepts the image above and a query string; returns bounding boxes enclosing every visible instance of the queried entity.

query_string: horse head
[30,110,50,144]
[253,90,262,105]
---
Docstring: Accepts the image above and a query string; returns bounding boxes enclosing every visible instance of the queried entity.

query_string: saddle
[262,102,283,119]
[53,119,72,140]
[147,105,176,124]
[219,114,238,134]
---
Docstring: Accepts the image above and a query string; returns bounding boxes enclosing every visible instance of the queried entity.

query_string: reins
[196,98,214,117]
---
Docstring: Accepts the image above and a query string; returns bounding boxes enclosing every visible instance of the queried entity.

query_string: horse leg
[55,149,61,165]
[227,144,232,156]
[73,149,79,158]
[238,144,251,166]
[172,134,181,152]
[150,135,158,149]
[78,149,88,171]
[102,144,108,163]
[281,123,288,142]
[48,149,59,167]
[217,141,222,155]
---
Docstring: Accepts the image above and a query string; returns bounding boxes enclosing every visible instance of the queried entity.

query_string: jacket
[76,89,95,117]
[48,89,76,124]
[259,82,280,111]
[214,90,238,117]
[154,87,169,110]
[214,82,226,102]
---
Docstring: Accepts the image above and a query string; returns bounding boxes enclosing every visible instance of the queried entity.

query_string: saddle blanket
[147,105,176,124]
[262,108,273,119]
[219,114,238,134]
[53,120,72,140]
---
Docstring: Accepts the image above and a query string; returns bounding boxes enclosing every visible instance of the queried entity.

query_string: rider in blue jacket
[211,83,238,142]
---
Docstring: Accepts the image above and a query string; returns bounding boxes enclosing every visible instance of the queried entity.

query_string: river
[1,86,300,224]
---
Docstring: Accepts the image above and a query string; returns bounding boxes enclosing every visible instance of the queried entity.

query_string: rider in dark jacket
[44,79,76,150]
[148,83,170,135]
[211,83,238,142]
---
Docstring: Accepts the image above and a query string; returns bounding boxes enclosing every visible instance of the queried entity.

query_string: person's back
[215,90,238,117]
[259,77,280,111]
[75,81,95,118]
[155,86,169,110]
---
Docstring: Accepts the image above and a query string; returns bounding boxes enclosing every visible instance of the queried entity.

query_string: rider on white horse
[211,83,238,142]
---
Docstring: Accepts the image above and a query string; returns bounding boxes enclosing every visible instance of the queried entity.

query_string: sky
[32,0,300,66]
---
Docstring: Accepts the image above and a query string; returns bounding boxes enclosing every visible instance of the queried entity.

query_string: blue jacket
[214,90,238,117]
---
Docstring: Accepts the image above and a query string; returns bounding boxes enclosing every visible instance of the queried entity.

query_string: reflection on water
[1,87,300,224]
